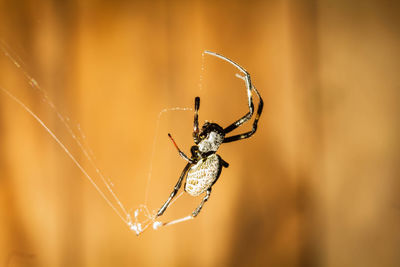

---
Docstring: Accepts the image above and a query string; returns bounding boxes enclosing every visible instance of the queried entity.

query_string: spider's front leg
[204,51,263,143]
[168,133,194,163]
[193,96,200,143]
[156,163,191,217]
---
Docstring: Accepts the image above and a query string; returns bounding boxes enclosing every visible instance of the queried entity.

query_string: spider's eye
[199,133,207,140]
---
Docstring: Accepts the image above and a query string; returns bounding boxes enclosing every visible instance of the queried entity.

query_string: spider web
[0,43,209,235]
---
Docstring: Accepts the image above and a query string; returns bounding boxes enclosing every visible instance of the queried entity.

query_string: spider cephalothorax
[156,51,263,219]
[196,122,225,153]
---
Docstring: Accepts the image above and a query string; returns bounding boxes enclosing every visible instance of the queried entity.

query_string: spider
[156,51,263,220]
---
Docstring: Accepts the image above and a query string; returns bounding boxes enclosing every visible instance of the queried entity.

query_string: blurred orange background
[1,0,400,266]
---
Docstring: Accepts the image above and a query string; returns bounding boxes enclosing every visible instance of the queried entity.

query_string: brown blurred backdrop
[1,0,400,266]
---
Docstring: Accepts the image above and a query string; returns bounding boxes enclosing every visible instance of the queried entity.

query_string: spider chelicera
[156,51,263,221]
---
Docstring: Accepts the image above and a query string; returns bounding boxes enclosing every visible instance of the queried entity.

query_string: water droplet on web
[127,205,155,235]
[153,221,162,230]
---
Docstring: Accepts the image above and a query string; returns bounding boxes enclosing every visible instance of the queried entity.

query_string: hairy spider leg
[155,187,212,227]
[193,96,200,143]
[156,163,192,217]
[204,51,248,74]
[204,51,264,142]
[192,188,211,217]
[203,51,258,137]
[223,85,264,143]
[168,133,193,163]
[223,72,255,134]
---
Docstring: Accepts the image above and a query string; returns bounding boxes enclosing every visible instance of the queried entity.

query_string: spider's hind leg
[156,163,192,217]
[220,158,229,168]
[192,188,212,217]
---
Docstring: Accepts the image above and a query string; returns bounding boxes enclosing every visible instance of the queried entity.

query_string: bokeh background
[1,0,400,266]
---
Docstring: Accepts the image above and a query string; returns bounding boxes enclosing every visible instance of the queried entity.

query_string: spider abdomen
[185,154,222,197]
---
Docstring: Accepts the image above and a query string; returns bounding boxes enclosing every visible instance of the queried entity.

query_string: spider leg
[168,133,194,163]
[223,85,263,143]
[204,51,248,74]
[192,188,212,217]
[220,157,229,168]
[204,51,255,135]
[156,163,192,217]
[223,72,254,134]
[193,96,200,144]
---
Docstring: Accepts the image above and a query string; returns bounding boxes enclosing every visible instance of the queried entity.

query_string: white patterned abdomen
[185,154,220,196]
